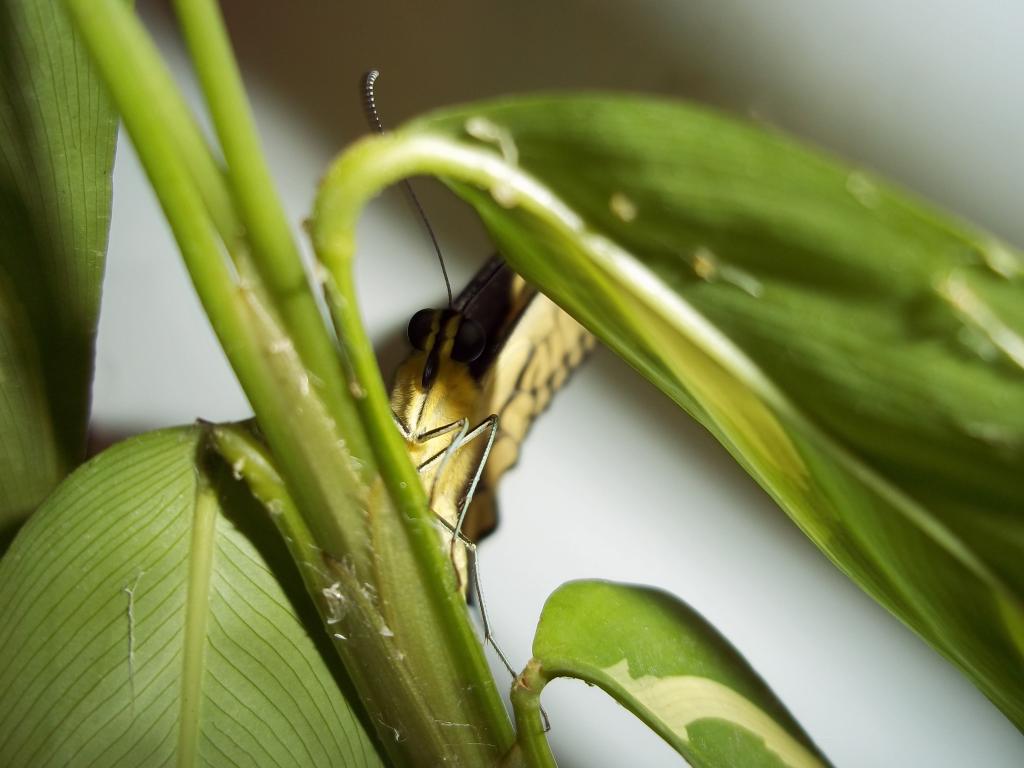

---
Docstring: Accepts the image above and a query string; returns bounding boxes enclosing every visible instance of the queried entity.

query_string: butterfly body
[389,256,595,564]
[390,309,492,587]
[387,254,593,680]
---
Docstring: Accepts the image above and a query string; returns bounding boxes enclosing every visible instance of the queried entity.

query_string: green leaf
[0,427,384,767]
[0,0,118,536]
[332,95,1023,725]
[527,580,829,768]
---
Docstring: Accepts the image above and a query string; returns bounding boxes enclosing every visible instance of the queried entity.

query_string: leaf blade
[375,95,1024,724]
[0,0,118,532]
[531,580,829,768]
[0,427,384,767]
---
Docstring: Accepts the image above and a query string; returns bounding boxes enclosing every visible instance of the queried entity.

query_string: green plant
[1,1,1021,766]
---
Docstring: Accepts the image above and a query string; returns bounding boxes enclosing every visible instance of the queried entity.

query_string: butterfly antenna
[362,70,453,307]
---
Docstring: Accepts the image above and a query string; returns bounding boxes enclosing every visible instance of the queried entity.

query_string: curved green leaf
[333,95,1023,724]
[0,0,118,537]
[524,580,828,768]
[0,427,383,767]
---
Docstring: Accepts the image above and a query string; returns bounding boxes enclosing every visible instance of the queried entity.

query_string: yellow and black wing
[460,259,595,541]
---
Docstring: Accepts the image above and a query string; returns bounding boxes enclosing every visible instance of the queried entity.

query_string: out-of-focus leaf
[531,580,828,768]
[381,95,1024,724]
[0,427,384,767]
[0,0,118,536]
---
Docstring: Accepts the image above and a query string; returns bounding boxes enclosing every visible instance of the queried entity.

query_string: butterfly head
[407,308,486,389]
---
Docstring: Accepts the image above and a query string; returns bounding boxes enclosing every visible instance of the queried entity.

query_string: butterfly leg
[433,514,517,679]
[413,414,499,588]
[436,511,549,727]
[392,410,467,445]
[411,417,520,683]
[447,415,498,567]
[395,412,471,506]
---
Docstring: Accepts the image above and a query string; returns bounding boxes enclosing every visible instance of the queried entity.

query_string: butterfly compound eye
[407,309,435,351]
[452,318,486,363]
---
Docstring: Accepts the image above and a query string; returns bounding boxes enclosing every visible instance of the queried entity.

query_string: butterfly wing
[391,254,594,545]
[461,271,596,541]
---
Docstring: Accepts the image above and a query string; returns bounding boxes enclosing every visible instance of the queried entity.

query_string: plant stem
[68,3,519,761]
[173,5,519,752]
[63,0,370,569]
[60,1,269,423]
[171,0,368,465]
[212,424,521,767]
[138,56,240,249]
[313,134,437,526]
[209,424,408,714]
[510,661,557,768]
[313,137,519,749]
[210,423,319,560]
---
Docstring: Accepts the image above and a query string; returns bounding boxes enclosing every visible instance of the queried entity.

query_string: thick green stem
[212,424,520,767]
[171,0,368,465]
[63,0,370,569]
[61,1,271,431]
[209,425,425,751]
[210,423,319,561]
[313,137,519,751]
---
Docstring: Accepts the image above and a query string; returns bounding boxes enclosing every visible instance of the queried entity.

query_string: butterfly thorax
[391,349,479,464]
[390,307,488,502]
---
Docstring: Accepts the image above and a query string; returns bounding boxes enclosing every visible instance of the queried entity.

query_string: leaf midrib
[176,477,218,768]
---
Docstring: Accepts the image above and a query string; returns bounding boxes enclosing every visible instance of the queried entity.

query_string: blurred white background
[93,2,1024,765]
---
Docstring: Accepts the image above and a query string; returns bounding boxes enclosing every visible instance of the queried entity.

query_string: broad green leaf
[0,427,384,768]
[365,96,1024,724]
[0,0,118,537]
[531,580,828,768]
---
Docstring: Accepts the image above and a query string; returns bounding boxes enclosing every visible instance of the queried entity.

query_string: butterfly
[363,70,593,674]
[389,254,595,590]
